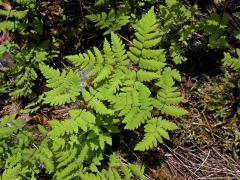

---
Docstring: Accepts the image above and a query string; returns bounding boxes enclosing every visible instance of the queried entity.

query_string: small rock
[0,53,15,69]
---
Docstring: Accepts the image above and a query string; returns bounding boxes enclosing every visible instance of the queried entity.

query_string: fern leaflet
[223,48,240,70]
[135,117,178,151]
[39,64,81,105]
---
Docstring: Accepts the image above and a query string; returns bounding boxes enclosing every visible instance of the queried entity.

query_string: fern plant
[43,7,187,152]
[16,0,37,9]
[94,0,107,6]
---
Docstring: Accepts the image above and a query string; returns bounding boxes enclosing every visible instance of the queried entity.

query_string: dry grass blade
[164,144,240,179]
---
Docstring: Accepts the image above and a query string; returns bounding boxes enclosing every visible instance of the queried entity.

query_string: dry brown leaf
[0,31,12,43]
[2,0,12,11]
[2,101,22,115]
[0,53,15,69]
[32,114,49,126]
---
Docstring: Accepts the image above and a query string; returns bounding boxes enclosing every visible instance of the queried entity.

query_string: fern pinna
[223,48,240,70]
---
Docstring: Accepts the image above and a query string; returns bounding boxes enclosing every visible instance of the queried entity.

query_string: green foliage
[223,48,240,70]
[0,114,25,138]
[10,49,48,98]
[81,155,145,180]
[0,0,40,35]
[0,110,144,179]
[16,0,37,9]
[159,1,197,32]
[0,8,29,32]
[0,9,27,19]
[110,82,152,130]
[0,41,48,98]
[201,13,230,49]
[0,165,21,180]
[0,8,28,33]
[86,9,130,35]
[0,114,38,179]
[0,42,16,93]
[153,68,187,117]
[0,1,191,179]
[39,64,81,105]
[66,32,128,86]
[57,8,186,152]
[9,108,116,179]
[158,1,197,64]
[128,7,166,71]
[94,0,108,6]
[135,117,177,151]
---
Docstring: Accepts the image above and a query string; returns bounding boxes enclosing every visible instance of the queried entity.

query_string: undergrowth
[0,0,240,179]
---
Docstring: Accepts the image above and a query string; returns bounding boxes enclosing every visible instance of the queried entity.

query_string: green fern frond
[111,32,128,65]
[169,41,187,64]
[37,148,55,174]
[66,33,128,86]
[7,49,48,98]
[0,9,28,32]
[0,165,21,180]
[82,88,114,115]
[49,109,96,137]
[10,67,37,98]
[0,21,15,32]
[86,9,130,35]
[153,67,187,117]
[128,164,145,180]
[21,94,44,113]
[128,8,166,71]
[56,148,78,169]
[42,108,105,179]
[16,0,37,9]
[0,114,25,137]
[55,144,89,180]
[0,10,27,19]
[94,0,107,6]
[81,154,145,180]
[202,13,229,49]
[39,64,81,105]
[137,70,160,82]
[223,48,240,70]
[134,117,177,151]
[110,82,152,130]
[98,133,112,150]
[101,71,125,94]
